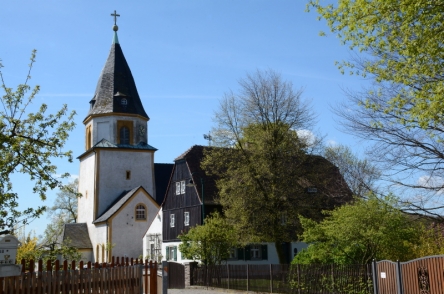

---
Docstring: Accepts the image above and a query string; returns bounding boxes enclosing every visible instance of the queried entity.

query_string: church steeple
[87,12,148,121]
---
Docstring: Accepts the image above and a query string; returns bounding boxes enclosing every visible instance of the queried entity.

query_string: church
[63,15,172,262]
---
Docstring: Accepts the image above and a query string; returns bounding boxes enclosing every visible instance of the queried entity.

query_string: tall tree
[308,1,444,218]
[308,0,444,128]
[41,179,78,251]
[0,50,76,230]
[203,69,351,264]
[324,144,380,198]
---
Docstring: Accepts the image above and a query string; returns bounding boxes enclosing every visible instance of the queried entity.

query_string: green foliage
[307,0,444,128]
[178,212,238,265]
[204,70,351,263]
[294,194,422,264]
[0,50,76,230]
[16,233,42,268]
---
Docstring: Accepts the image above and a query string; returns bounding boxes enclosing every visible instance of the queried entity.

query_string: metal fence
[192,263,374,293]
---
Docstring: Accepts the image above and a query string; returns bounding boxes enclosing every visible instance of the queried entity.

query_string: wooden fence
[192,263,373,293]
[0,257,159,294]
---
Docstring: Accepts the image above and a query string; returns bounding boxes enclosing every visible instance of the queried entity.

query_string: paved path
[168,286,248,293]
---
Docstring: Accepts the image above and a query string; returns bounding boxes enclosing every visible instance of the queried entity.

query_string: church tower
[74,12,160,262]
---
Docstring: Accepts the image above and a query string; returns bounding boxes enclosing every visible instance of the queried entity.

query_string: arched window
[136,204,146,220]
[120,126,130,144]
[86,126,92,149]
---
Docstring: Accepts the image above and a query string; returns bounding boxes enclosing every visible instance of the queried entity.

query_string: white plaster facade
[143,208,163,262]
[159,241,308,265]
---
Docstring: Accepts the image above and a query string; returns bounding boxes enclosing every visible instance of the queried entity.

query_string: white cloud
[296,129,316,146]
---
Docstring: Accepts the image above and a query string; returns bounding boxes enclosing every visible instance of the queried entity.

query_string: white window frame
[176,182,181,195]
[250,245,261,260]
[184,212,190,226]
[170,214,175,227]
[180,180,186,194]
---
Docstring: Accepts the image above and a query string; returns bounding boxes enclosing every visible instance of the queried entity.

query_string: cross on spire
[111,10,120,26]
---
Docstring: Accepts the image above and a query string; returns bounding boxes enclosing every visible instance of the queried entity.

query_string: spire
[87,12,149,120]
[111,10,120,44]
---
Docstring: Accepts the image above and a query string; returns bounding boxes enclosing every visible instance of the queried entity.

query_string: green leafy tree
[294,195,422,265]
[40,179,79,257]
[203,69,352,264]
[0,50,76,230]
[308,0,444,128]
[309,1,444,218]
[179,212,238,265]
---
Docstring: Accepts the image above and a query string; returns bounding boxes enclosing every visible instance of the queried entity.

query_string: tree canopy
[308,0,444,128]
[203,69,351,264]
[309,1,444,218]
[178,212,238,265]
[0,50,76,230]
[294,195,422,265]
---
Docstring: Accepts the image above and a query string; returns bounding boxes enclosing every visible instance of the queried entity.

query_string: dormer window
[120,98,127,106]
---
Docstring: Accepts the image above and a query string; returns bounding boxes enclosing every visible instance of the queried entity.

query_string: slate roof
[173,145,352,206]
[174,145,218,204]
[94,138,157,150]
[154,163,174,205]
[93,187,141,223]
[63,223,92,249]
[87,33,148,120]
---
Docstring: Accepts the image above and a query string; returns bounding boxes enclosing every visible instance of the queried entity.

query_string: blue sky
[1,0,369,236]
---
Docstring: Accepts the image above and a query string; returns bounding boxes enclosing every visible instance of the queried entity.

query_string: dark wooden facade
[162,146,221,242]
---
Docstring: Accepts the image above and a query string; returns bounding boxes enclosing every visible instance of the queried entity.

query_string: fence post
[396,260,403,294]
[247,264,249,292]
[270,264,273,293]
[162,261,168,294]
[372,259,378,294]
[227,264,229,290]
[139,261,143,294]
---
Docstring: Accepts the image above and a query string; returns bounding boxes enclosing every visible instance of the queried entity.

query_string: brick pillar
[184,262,198,287]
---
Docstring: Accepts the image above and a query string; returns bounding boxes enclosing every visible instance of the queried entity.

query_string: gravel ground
[168,286,249,293]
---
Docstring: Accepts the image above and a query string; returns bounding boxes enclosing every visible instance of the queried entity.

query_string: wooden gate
[373,255,444,294]
[167,262,185,289]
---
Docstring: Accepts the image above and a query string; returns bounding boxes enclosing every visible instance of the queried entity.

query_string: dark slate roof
[173,145,352,206]
[63,223,92,249]
[154,163,174,205]
[94,138,157,150]
[93,187,141,223]
[87,35,148,120]
[174,145,218,204]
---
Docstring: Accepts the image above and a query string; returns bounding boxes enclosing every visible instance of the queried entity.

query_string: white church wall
[110,190,158,259]
[78,152,96,225]
[97,150,154,217]
[143,208,162,262]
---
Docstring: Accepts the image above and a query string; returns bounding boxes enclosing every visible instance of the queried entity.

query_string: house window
[176,182,180,195]
[250,245,261,259]
[135,204,146,220]
[175,180,186,195]
[126,170,131,180]
[170,214,175,227]
[281,212,287,225]
[184,212,190,226]
[228,248,237,260]
[244,244,268,261]
[166,246,177,261]
[120,126,130,144]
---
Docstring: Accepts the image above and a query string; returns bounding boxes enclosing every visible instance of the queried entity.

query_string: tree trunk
[274,241,286,264]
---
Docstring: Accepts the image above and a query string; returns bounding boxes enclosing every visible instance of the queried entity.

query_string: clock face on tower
[138,125,145,136]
